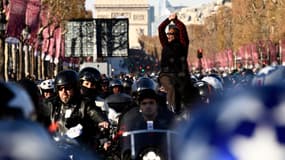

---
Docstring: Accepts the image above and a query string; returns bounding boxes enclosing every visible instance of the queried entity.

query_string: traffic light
[139,65,145,73]
[197,48,203,59]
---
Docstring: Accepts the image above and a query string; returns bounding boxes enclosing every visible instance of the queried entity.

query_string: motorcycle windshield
[117,108,177,159]
[119,129,177,159]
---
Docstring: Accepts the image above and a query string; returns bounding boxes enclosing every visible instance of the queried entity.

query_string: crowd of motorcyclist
[1,63,285,159]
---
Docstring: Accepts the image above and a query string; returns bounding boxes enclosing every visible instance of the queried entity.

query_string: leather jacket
[47,96,108,136]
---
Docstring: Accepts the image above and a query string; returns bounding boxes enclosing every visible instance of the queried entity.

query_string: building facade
[176,0,232,26]
[94,0,150,49]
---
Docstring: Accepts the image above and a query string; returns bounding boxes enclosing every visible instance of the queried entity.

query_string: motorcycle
[118,121,178,160]
[51,122,103,160]
[52,132,99,160]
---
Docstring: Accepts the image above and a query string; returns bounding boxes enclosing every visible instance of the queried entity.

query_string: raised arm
[158,18,171,48]
[173,18,189,48]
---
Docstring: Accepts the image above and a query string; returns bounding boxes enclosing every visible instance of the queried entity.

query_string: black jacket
[119,107,175,132]
[47,96,108,137]
[158,18,189,75]
[160,39,188,74]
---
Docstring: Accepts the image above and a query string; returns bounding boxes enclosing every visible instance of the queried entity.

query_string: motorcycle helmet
[122,78,133,94]
[252,65,285,86]
[193,80,215,104]
[132,77,158,102]
[39,79,55,95]
[132,77,157,92]
[79,67,101,87]
[109,79,123,89]
[202,75,223,95]
[174,85,285,160]
[0,81,35,119]
[101,77,110,86]
[55,70,79,91]
[208,73,224,84]
[39,79,54,91]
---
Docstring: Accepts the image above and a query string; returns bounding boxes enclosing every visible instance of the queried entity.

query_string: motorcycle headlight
[142,151,161,160]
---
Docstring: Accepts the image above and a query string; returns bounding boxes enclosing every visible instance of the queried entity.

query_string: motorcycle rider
[99,76,112,99]
[46,70,109,152]
[79,67,101,99]
[120,77,175,131]
[103,78,134,125]
[109,79,124,95]
[117,77,176,160]
[79,67,107,111]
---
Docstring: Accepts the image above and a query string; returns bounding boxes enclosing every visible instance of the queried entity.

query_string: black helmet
[101,77,110,86]
[133,77,158,102]
[133,77,157,92]
[55,70,79,91]
[122,78,133,93]
[79,67,101,85]
[109,79,123,88]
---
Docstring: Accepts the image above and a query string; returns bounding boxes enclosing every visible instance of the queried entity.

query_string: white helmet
[252,65,285,86]
[202,75,223,94]
[39,79,54,90]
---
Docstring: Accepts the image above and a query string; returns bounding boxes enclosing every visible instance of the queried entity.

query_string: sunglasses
[167,32,175,35]
[141,100,156,106]
[58,85,73,91]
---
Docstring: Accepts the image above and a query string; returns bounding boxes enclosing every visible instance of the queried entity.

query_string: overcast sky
[85,0,216,10]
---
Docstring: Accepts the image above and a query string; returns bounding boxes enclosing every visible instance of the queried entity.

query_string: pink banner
[42,23,57,60]
[222,51,228,67]
[25,0,41,45]
[48,37,55,60]
[269,41,277,63]
[41,27,49,53]
[239,46,246,59]
[227,49,233,68]
[6,0,27,38]
[39,4,49,27]
[59,36,65,58]
[54,26,62,64]
[218,51,225,67]
[280,39,285,64]
[202,58,207,70]
[251,44,259,65]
